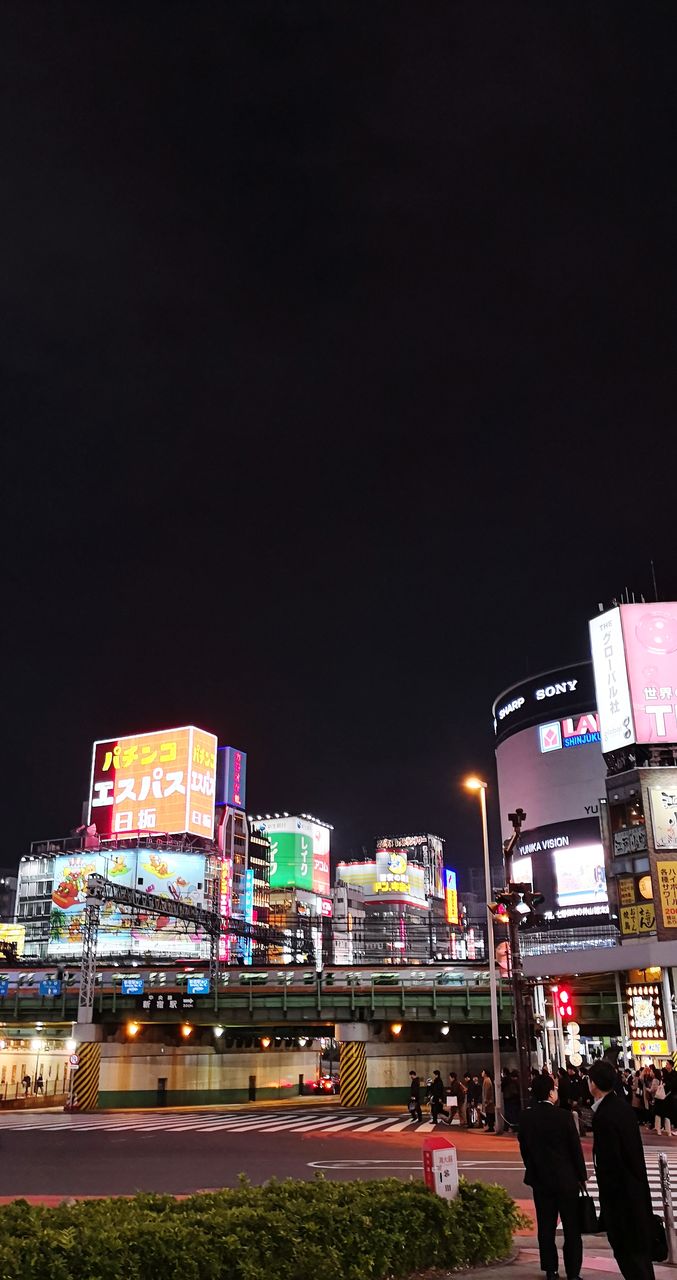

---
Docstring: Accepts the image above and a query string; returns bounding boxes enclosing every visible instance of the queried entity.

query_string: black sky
[2,3,676,878]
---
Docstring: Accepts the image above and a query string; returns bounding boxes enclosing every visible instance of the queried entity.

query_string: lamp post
[464,777,503,1131]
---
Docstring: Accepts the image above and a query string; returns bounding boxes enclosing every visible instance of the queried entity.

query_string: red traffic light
[557,989,573,1018]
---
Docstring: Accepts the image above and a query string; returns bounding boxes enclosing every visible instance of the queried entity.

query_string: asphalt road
[0,1105,669,1210]
[0,1105,531,1200]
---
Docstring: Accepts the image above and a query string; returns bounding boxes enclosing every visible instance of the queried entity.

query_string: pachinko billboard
[88,726,217,839]
[47,848,208,958]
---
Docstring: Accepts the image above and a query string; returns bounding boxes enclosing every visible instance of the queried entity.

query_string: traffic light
[555,987,573,1020]
[520,887,545,928]
[488,900,510,926]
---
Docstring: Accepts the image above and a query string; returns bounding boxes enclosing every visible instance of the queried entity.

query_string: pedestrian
[466,1073,482,1127]
[653,1059,677,1136]
[429,1070,445,1125]
[589,1059,655,1280]
[445,1071,466,1126]
[630,1068,646,1125]
[502,1069,521,1130]
[34,1073,44,1095]
[518,1071,587,1280]
[407,1070,422,1123]
[21,1074,31,1097]
[481,1068,495,1132]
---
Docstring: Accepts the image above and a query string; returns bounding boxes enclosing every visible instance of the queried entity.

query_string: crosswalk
[585,1152,677,1221]
[0,1108,454,1136]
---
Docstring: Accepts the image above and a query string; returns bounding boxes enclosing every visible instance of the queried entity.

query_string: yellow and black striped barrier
[72,1042,101,1112]
[339,1041,367,1108]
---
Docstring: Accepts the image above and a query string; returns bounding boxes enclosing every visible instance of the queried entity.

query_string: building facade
[493,661,609,932]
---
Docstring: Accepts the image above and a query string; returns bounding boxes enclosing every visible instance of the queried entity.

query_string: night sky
[2,4,676,879]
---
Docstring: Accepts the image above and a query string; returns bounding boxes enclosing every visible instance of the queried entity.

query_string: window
[11,1066,16,1084]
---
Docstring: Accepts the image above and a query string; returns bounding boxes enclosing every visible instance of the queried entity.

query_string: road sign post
[422,1134,458,1200]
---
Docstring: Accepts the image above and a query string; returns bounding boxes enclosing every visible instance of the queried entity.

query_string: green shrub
[0,1178,523,1280]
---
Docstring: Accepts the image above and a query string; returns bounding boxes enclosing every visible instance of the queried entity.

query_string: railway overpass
[0,963,622,1110]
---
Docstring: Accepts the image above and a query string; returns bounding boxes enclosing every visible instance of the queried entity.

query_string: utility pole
[502,808,534,1113]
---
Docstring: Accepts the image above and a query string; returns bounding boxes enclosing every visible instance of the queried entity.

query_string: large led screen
[89,726,217,839]
[47,848,208,958]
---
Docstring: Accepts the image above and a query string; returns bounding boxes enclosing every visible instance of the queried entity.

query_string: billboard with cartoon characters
[47,848,208,958]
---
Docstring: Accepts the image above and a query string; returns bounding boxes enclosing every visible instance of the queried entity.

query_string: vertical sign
[589,608,635,752]
[217,746,247,810]
[443,869,459,925]
[242,868,254,965]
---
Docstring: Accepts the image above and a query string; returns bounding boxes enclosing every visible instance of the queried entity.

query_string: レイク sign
[89,726,217,839]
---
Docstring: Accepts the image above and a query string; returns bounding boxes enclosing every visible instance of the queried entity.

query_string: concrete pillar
[71,1041,101,1111]
[335,1022,369,1108]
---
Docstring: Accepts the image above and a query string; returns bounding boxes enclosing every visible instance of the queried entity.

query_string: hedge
[0,1177,525,1280]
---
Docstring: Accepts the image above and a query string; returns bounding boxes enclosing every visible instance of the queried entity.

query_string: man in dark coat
[589,1060,655,1280]
[429,1070,445,1125]
[518,1071,588,1280]
[407,1070,422,1123]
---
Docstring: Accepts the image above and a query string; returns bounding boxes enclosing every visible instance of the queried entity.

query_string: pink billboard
[591,603,677,749]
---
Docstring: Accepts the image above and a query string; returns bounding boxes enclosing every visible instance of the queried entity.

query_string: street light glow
[464,775,487,792]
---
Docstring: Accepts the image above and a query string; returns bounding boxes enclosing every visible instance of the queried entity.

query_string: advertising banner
[216,746,247,810]
[589,607,635,752]
[514,818,608,919]
[554,844,607,909]
[657,861,677,929]
[443,869,458,925]
[620,903,656,936]
[263,817,330,894]
[591,604,677,750]
[48,848,207,957]
[0,924,25,957]
[649,786,677,850]
[89,726,217,839]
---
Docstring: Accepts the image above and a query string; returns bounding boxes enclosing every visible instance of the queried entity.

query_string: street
[0,1104,673,1219]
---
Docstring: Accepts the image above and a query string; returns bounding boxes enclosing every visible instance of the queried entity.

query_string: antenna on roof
[650,559,659,602]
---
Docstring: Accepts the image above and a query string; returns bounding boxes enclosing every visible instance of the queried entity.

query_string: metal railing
[519,925,620,956]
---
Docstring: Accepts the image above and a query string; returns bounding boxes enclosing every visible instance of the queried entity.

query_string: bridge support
[71,1025,103,1112]
[336,1022,368,1108]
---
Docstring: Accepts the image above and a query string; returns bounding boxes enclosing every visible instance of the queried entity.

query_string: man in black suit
[589,1060,655,1280]
[518,1072,588,1280]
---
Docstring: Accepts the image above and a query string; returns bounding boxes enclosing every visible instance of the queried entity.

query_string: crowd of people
[406,1056,663,1280]
[407,1067,500,1130]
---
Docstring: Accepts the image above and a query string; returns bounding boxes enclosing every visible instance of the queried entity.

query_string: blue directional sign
[186,976,210,996]
[39,979,61,997]
[121,977,145,996]
[0,978,8,996]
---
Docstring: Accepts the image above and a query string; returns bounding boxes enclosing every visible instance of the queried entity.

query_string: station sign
[0,978,8,996]
[138,992,196,1011]
[39,979,61,997]
[121,977,145,996]
[186,976,210,995]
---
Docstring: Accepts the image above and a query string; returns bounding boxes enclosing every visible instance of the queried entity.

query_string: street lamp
[464,776,503,1131]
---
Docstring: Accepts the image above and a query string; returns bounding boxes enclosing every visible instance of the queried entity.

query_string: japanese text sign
[658,861,677,929]
[649,786,677,850]
[443,868,459,925]
[217,746,247,810]
[589,607,635,752]
[590,604,677,750]
[89,726,217,839]
[619,903,656,936]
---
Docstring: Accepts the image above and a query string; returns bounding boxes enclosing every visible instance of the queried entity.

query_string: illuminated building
[492,662,609,934]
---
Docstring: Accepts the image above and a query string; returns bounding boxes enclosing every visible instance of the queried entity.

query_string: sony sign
[535,679,578,700]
